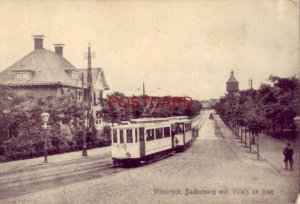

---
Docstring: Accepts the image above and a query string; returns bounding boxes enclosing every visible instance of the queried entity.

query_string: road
[0,110,298,204]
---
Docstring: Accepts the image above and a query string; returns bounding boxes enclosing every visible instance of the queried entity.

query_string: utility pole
[248,78,253,90]
[81,72,87,157]
[143,82,145,96]
[82,43,95,156]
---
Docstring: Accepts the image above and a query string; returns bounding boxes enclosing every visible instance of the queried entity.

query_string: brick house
[0,35,110,129]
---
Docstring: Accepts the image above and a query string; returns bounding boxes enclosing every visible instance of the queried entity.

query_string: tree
[0,90,87,161]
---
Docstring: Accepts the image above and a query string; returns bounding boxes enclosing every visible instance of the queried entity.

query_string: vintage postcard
[0,0,299,204]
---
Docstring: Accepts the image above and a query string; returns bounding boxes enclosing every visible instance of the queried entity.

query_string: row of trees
[214,76,299,157]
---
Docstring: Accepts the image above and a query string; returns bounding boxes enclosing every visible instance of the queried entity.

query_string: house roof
[0,49,83,88]
[227,71,238,83]
[78,68,109,90]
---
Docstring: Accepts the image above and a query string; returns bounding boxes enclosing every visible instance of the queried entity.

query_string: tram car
[111,117,192,166]
[169,117,193,150]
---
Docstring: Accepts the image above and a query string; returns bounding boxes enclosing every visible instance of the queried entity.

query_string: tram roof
[174,119,191,124]
[130,117,169,123]
[167,116,189,120]
[113,120,172,129]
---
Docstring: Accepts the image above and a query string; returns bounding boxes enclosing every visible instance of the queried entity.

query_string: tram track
[0,153,111,177]
[0,158,112,188]
[0,157,123,200]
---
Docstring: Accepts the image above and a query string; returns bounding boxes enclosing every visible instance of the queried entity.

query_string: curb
[250,146,281,174]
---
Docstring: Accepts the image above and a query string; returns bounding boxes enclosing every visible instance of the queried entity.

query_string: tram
[111,117,193,166]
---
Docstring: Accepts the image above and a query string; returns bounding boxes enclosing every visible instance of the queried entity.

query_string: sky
[0,0,298,100]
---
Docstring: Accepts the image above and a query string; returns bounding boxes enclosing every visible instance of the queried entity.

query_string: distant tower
[226,70,239,95]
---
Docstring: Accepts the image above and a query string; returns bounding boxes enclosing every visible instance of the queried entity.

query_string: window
[126,129,133,143]
[113,130,117,143]
[164,127,170,137]
[77,91,82,101]
[95,119,101,125]
[185,123,191,132]
[72,71,79,80]
[176,123,184,134]
[155,128,163,139]
[16,73,22,80]
[120,129,124,144]
[15,72,30,81]
[146,129,154,141]
[22,72,29,80]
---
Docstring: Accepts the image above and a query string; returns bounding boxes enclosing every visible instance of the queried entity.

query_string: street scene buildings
[0,1,299,204]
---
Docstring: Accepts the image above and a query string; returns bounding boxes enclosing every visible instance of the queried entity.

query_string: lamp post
[82,110,88,157]
[41,112,50,163]
[293,115,300,193]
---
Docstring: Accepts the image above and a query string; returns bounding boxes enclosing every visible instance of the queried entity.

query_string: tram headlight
[126,152,131,158]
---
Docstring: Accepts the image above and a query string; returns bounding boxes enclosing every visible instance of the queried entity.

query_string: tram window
[185,123,191,132]
[155,128,163,139]
[146,129,154,141]
[176,124,183,134]
[120,129,124,144]
[113,129,117,143]
[164,127,170,137]
[135,129,138,143]
[126,129,133,143]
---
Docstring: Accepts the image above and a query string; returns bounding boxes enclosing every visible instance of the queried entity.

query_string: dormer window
[22,72,30,80]
[72,71,79,80]
[15,71,31,81]
[16,73,22,80]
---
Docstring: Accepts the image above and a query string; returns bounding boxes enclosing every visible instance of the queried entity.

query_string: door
[182,123,186,144]
[139,127,145,157]
[171,124,175,148]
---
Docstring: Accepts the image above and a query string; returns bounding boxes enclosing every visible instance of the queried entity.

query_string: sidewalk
[253,132,300,203]
[214,113,300,203]
[0,146,111,174]
[214,113,299,175]
[254,133,300,176]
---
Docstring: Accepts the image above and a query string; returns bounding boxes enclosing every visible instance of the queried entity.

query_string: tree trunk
[233,123,235,134]
[240,126,243,142]
[256,133,259,160]
[249,130,252,152]
[251,132,256,145]
[244,127,247,147]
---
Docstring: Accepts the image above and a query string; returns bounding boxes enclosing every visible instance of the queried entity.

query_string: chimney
[32,35,45,50]
[53,44,64,57]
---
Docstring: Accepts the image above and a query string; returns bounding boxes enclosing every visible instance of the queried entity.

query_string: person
[283,143,294,171]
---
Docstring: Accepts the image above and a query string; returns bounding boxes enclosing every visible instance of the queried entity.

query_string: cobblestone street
[1,110,299,204]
